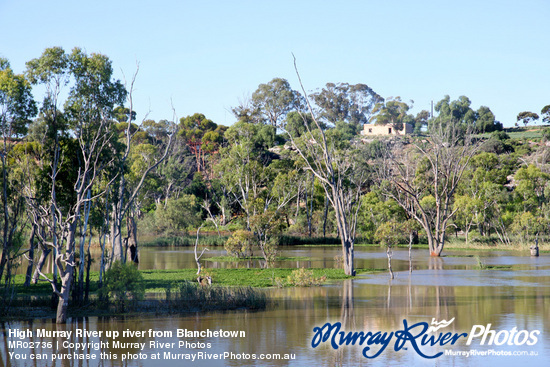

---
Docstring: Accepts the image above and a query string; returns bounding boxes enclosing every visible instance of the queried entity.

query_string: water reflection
[3,247,550,366]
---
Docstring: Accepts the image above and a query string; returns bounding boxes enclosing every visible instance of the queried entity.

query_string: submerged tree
[0,58,37,283]
[377,121,481,256]
[24,47,126,323]
[109,69,175,265]
[280,59,370,276]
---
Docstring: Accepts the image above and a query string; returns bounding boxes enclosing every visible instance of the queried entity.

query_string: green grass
[205,255,314,262]
[1,267,381,320]
[8,267,380,297]
[139,235,228,247]
[139,268,374,290]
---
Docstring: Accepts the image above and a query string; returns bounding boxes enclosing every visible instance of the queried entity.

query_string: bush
[225,230,254,258]
[99,261,145,312]
[285,268,326,287]
[153,195,202,235]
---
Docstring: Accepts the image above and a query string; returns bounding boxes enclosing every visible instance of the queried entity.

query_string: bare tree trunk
[84,229,92,303]
[305,173,314,237]
[32,245,51,284]
[126,213,138,263]
[194,225,209,284]
[409,231,413,273]
[322,195,328,237]
[23,225,37,287]
[55,224,77,324]
[76,189,91,305]
[387,245,394,279]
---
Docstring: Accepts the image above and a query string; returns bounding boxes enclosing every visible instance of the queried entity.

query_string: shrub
[285,268,326,287]
[225,230,254,258]
[99,261,145,312]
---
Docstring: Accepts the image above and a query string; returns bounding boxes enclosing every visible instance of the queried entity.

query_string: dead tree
[376,123,480,256]
[280,58,369,276]
[110,67,175,264]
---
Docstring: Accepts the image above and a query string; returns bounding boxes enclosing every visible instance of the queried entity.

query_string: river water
[2,246,549,366]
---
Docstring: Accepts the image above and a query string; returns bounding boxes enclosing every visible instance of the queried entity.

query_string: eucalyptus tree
[376,122,481,256]
[310,82,383,132]
[517,111,539,127]
[109,72,175,264]
[215,121,298,261]
[25,47,126,323]
[453,152,509,242]
[542,105,550,124]
[215,121,276,229]
[24,47,71,287]
[279,62,371,276]
[475,106,502,133]
[0,58,37,283]
[369,97,415,132]
[286,126,368,275]
[179,113,224,179]
[251,78,303,128]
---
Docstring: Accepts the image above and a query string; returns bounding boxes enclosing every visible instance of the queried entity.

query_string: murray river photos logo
[310,318,541,359]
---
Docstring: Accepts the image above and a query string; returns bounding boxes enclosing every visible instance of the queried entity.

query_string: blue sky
[1,0,548,127]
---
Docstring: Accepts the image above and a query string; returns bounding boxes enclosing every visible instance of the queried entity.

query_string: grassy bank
[139,234,343,247]
[1,267,380,321]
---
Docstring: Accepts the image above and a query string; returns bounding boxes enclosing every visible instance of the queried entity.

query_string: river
[2,246,549,366]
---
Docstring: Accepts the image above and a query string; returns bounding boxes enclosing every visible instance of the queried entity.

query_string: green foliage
[510,212,546,242]
[283,268,327,287]
[284,111,319,137]
[516,111,539,127]
[99,261,145,312]
[311,82,383,129]
[251,77,301,127]
[225,230,254,258]
[374,220,403,247]
[514,164,550,212]
[430,95,501,133]
[359,192,406,243]
[542,105,550,124]
[154,195,202,235]
[370,96,414,132]
[0,60,37,136]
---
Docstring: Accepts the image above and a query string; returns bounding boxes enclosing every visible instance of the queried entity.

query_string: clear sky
[1,0,548,127]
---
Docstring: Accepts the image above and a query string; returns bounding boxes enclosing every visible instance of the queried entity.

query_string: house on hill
[360,123,414,136]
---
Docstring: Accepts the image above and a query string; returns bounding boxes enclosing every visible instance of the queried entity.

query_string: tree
[280,61,370,275]
[369,97,414,132]
[215,121,297,262]
[25,47,126,323]
[251,78,302,128]
[0,58,37,283]
[414,110,430,133]
[430,95,475,132]
[24,47,71,289]
[215,121,276,229]
[109,68,175,264]
[517,111,539,127]
[311,82,383,131]
[377,122,480,256]
[284,111,318,138]
[541,105,550,124]
[453,152,509,241]
[179,113,222,177]
[475,106,502,133]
